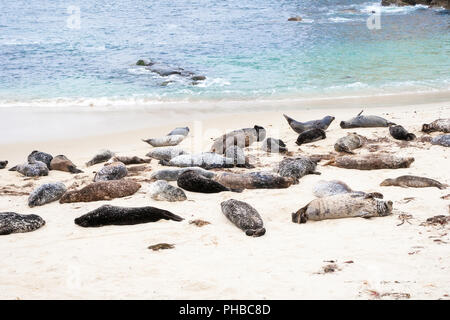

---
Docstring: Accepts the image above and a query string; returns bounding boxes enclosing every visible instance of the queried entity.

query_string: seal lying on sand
[380,175,447,190]
[223,146,254,168]
[334,133,365,154]
[422,119,450,133]
[292,193,393,223]
[221,199,266,237]
[9,160,49,177]
[50,155,83,173]
[431,134,450,147]
[296,129,326,145]
[60,180,141,203]
[146,147,188,161]
[389,125,416,141]
[340,110,395,128]
[28,182,67,207]
[86,150,115,167]
[74,204,183,227]
[213,171,294,189]
[313,180,383,198]
[149,180,187,201]
[28,151,53,169]
[142,135,185,147]
[168,127,190,136]
[109,156,150,165]
[0,212,45,235]
[0,161,7,169]
[283,114,335,134]
[177,170,238,193]
[210,125,266,153]
[275,157,320,183]
[261,138,288,153]
[94,162,128,182]
[166,152,235,169]
[325,154,414,170]
[150,167,215,181]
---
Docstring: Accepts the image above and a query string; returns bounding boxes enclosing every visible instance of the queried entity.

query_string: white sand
[0,100,449,300]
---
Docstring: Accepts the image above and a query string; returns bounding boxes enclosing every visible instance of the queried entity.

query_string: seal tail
[438,184,448,190]
[69,166,84,174]
[245,227,266,237]
[357,110,364,116]
[292,207,308,224]
[283,114,295,124]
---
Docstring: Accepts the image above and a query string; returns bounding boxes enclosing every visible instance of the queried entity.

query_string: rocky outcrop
[381,0,449,9]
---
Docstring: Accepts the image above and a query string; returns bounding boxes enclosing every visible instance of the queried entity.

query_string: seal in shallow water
[94,162,128,182]
[86,150,115,167]
[50,155,83,173]
[283,114,335,134]
[334,133,365,154]
[313,180,383,198]
[340,110,395,128]
[177,170,237,193]
[28,182,67,207]
[325,154,414,170]
[389,125,416,141]
[380,175,447,190]
[0,161,7,169]
[142,135,185,147]
[292,193,393,223]
[9,160,49,177]
[296,128,326,145]
[0,212,45,235]
[422,118,450,133]
[27,150,53,169]
[60,180,141,203]
[149,180,187,201]
[220,199,266,237]
[74,204,183,227]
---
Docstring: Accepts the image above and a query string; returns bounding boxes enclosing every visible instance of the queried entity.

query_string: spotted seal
[166,152,234,169]
[0,161,7,169]
[177,170,238,193]
[275,156,320,184]
[292,193,393,223]
[261,138,288,153]
[313,180,383,198]
[296,128,326,145]
[380,175,447,190]
[422,118,450,133]
[325,154,414,170]
[50,155,83,173]
[109,156,151,165]
[146,147,188,161]
[74,204,183,227]
[142,135,185,147]
[431,134,450,147]
[28,182,67,207]
[210,125,266,153]
[27,150,53,169]
[340,110,395,128]
[283,114,335,134]
[9,160,49,177]
[213,171,294,189]
[86,150,115,167]
[94,162,128,182]
[220,199,266,237]
[60,180,141,203]
[334,133,365,154]
[0,212,46,235]
[150,167,215,181]
[149,180,187,201]
[168,126,190,136]
[389,125,416,141]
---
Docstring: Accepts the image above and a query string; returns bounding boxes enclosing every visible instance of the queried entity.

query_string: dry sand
[0,101,449,300]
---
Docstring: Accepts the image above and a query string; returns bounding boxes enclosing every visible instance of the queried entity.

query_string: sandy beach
[0,97,449,300]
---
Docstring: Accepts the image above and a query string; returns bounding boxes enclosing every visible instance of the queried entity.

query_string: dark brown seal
[60,180,141,203]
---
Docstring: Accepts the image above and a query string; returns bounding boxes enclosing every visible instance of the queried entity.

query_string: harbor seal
[380,176,447,190]
[149,180,187,201]
[168,126,190,136]
[142,135,185,147]
[276,156,320,184]
[325,154,414,170]
[221,199,266,237]
[340,110,395,128]
[86,150,115,167]
[292,193,393,223]
[213,171,294,189]
[0,212,45,235]
[283,114,335,134]
[94,162,128,182]
[313,180,383,198]
[422,118,450,133]
[109,156,150,165]
[150,167,216,181]
[74,204,183,227]
[210,125,266,153]
[177,170,237,193]
[146,147,188,161]
[389,125,416,141]
[166,152,234,169]
[431,134,450,147]
[0,161,7,169]
[296,128,326,145]
[60,180,141,203]
[9,160,49,177]
[50,155,83,173]
[261,138,288,153]
[334,133,365,154]
[28,150,53,169]
[224,145,253,167]
[28,182,67,207]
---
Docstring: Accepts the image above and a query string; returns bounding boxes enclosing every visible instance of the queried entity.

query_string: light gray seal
[210,125,266,153]
[86,150,115,167]
[94,162,128,182]
[146,147,188,161]
[150,167,216,181]
[148,180,187,201]
[142,135,185,147]
[380,175,448,190]
[431,134,450,147]
[0,212,45,235]
[166,152,234,169]
[340,110,395,128]
[283,114,335,134]
[0,161,7,169]
[313,180,383,198]
[261,138,288,153]
[9,160,49,177]
[334,133,365,154]
[275,156,320,184]
[422,118,450,133]
[28,182,67,207]
[28,151,53,169]
[168,127,190,136]
[220,199,266,237]
[292,193,393,223]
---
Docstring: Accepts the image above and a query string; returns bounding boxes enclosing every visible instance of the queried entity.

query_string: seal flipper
[245,227,266,237]
[292,206,308,224]
[283,114,295,125]
[8,166,17,171]
[357,110,364,116]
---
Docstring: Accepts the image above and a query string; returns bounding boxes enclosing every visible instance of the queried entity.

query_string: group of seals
[28,182,67,207]
[136,59,206,85]
[149,180,187,201]
[340,110,395,128]
[380,175,447,190]
[221,199,266,237]
[60,180,141,203]
[334,133,365,153]
[0,212,46,235]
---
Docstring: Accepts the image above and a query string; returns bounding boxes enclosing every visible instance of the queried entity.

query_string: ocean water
[0,0,449,107]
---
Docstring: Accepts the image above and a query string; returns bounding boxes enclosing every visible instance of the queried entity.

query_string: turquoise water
[0,0,449,106]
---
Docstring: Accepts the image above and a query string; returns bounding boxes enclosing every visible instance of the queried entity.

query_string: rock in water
[0,161,7,169]
[389,125,416,141]
[334,133,365,154]
[94,162,128,182]
[221,199,266,237]
[74,204,183,227]
[150,167,216,181]
[422,118,450,133]
[210,125,266,153]
[146,147,188,161]
[28,182,67,207]
[86,150,115,167]
[326,154,414,170]
[340,110,395,128]
[149,180,187,201]
[177,170,234,193]
[167,127,190,136]
[142,135,185,147]
[213,171,294,189]
[380,176,448,189]
[276,157,320,183]
[60,180,141,203]
[288,16,302,21]
[292,194,393,223]
[431,134,450,147]
[50,155,83,173]
[0,212,45,235]
[283,114,335,134]
[9,160,49,177]
[27,151,53,169]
